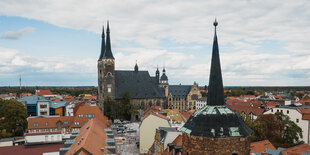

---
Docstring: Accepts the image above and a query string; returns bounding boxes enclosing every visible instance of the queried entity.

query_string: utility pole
[19,74,22,90]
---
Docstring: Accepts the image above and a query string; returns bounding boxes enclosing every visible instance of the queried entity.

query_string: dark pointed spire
[207,19,225,106]
[98,25,105,61]
[134,60,138,72]
[104,21,114,59]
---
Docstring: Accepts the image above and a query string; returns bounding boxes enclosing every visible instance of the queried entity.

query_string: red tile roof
[180,111,191,120]
[250,140,276,153]
[0,144,64,155]
[28,105,109,130]
[28,116,74,130]
[72,105,109,128]
[66,118,114,155]
[143,111,168,120]
[36,90,53,96]
[281,144,310,155]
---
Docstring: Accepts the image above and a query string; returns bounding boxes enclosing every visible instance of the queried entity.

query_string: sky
[0,0,310,86]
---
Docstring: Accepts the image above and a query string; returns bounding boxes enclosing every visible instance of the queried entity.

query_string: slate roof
[115,70,165,99]
[180,105,252,137]
[169,85,192,98]
[180,21,252,138]
[49,101,66,109]
[18,96,49,105]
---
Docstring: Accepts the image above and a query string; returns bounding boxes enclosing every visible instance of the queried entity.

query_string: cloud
[0,0,309,86]
[1,27,35,39]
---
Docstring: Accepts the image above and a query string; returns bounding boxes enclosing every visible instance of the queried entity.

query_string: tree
[103,92,135,121]
[201,91,207,97]
[275,112,304,147]
[245,113,304,148]
[0,99,28,138]
[120,92,133,121]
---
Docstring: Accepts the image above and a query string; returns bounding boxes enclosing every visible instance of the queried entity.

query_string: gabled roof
[72,105,109,128]
[143,111,168,121]
[65,118,115,155]
[28,116,74,130]
[115,70,165,99]
[36,90,53,96]
[250,140,276,153]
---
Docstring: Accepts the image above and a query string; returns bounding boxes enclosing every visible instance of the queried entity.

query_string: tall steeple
[134,60,138,72]
[98,25,105,60]
[207,19,225,106]
[104,21,115,59]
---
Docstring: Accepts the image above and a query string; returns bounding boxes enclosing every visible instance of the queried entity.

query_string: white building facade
[264,106,310,144]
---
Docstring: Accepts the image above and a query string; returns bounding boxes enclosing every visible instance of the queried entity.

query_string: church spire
[104,21,114,59]
[207,19,225,106]
[134,60,138,72]
[98,25,105,60]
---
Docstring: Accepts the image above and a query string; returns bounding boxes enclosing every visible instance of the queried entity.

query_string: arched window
[156,101,160,106]
[141,102,145,109]
[107,72,112,84]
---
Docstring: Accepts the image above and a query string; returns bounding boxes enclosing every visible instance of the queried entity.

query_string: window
[34,123,38,127]
[296,119,299,123]
[64,121,68,124]
[271,109,273,112]
[75,122,80,125]
[45,122,48,126]
[277,109,279,112]
[281,110,283,113]
[79,114,83,118]
[108,87,111,93]
[287,110,289,114]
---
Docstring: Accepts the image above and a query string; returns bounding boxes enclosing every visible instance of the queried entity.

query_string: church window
[149,101,152,107]
[156,101,160,106]
[107,72,112,84]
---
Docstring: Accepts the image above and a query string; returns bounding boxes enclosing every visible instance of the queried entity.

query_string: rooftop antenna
[19,74,22,90]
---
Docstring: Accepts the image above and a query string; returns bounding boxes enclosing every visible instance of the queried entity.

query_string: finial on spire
[213,19,218,27]
[107,20,110,32]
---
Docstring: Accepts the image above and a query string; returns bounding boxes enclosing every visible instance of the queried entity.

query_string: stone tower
[180,20,252,155]
[159,67,169,97]
[98,21,115,112]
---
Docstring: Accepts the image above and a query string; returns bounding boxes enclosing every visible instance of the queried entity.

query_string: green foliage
[0,99,28,138]
[0,86,97,97]
[245,113,304,148]
[103,92,135,121]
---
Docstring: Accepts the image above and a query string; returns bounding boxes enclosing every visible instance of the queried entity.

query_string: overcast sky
[0,0,310,86]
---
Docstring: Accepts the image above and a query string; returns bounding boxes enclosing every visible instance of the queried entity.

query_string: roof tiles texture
[114,70,165,99]
[65,118,114,155]
[36,90,53,96]
[281,144,310,155]
[250,140,276,153]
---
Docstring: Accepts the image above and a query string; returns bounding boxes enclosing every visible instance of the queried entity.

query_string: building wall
[195,100,207,110]
[37,101,50,116]
[26,104,37,116]
[182,133,251,155]
[0,141,13,147]
[264,107,309,143]
[25,134,62,144]
[139,115,170,154]
[186,83,202,110]
[56,107,64,116]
